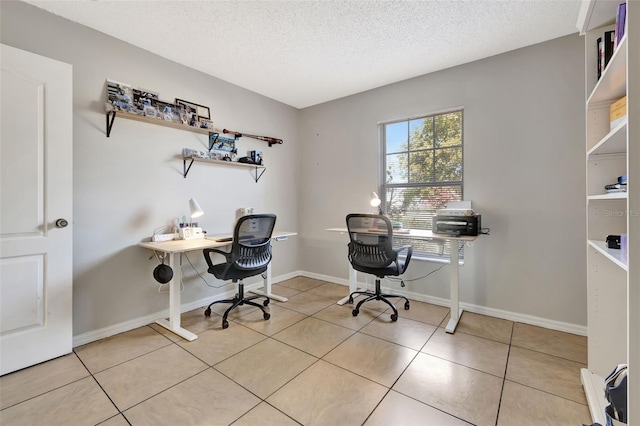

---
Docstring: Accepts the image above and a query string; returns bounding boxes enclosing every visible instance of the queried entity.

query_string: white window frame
[379,108,464,261]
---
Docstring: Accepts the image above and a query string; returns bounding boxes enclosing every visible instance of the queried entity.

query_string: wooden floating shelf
[105,107,219,137]
[182,156,266,182]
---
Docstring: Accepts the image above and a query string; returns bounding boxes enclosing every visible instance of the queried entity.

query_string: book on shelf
[615,2,627,48]
[597,30,615,80]
[604,30,615,72]
[610,95,627,130]
[597,36,603,80]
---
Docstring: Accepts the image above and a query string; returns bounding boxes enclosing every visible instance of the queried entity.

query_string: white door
[0,44,73,375]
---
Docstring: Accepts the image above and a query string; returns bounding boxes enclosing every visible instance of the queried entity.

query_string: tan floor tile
[234,304,307,336]
[74,326,172,373]
[360,315,437,350]
[176,306,221,333]
[100,414,131,426]
[149,307,221,342]
[512,323,587,363]
[394,300,450,326]
[177,325,266,365]
[123,369,260,426]
[0,376,117,425]
[94,344,208,410]
[307,281,351,299]
[0,353,89,409]
[324,333,417,387]
[277,276,325,291]
[267,360,388,426]
[393,353,502,426]
[273,317,354,357]
[364,390,471,425]
[277,291,335,316]
[234,402,300,426]
[148,323,182,342]
[442,311,514,344]
[506,346,587,404]
[215,339,317,399]
[270,283,302,298]
[498,380,591,426]
[313,303,381,330]
[422,327,509,377]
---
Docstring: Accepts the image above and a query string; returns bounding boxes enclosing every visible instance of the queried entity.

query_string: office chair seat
[203,214,276,329]
[346,213,412,321]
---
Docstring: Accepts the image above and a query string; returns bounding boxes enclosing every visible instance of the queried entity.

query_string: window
[380,109,463,259]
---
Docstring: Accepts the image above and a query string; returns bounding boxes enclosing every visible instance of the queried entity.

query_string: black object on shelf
[606,235,621,249]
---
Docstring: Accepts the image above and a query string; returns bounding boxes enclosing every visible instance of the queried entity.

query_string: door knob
[55,218,69,228]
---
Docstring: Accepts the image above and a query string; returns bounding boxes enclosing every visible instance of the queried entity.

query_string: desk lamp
[189,198,204,226]
[370,192,383,215]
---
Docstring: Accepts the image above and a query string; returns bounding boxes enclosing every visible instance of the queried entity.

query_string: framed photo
[143,105,157,118]
[199,117,214,129]
[210,135,236,152]
[106,79,134,112]
[132,88,159,113]
[175,98,210,120]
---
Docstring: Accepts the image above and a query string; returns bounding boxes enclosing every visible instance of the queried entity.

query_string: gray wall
[1,1,300,339]
[2,0,587,339]
[298,34,587,329]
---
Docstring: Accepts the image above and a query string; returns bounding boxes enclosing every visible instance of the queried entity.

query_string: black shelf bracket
[183,158,195,178]
[183,157,266,182]
[106,111,116,137]
[253,167,266,183]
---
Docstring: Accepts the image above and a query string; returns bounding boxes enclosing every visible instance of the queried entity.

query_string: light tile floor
[0,277,592,425]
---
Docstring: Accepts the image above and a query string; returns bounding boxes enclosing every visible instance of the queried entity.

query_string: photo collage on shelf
[106,79,214,130]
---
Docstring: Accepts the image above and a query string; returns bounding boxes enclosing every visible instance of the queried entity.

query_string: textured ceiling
[24,0,581,109]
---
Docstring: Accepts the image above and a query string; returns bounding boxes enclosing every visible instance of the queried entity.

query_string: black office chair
[346,213,412,321]
[203,214,277,329]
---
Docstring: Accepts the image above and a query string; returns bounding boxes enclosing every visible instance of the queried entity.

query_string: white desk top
[326,227,477,242]
[138,231,297,254]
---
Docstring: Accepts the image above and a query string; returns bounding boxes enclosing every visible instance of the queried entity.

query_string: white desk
[327,227,476,334]
[138,231,296,341]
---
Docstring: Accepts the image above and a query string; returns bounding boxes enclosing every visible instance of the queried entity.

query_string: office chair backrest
[232,214,277,270]
[346,213,396,269]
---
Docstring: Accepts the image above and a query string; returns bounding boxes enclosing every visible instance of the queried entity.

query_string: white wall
[1,1,300,338]
[298,34,587,330]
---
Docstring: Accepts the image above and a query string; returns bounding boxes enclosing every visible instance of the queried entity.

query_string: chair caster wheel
[263,299,270,306]
[222,320,229,329]
[404,301,410,310]
[391,314,398,322]
[264,312,271,320]
[204,308,211,317]
[352,309,359,317]
[348,297,353,304]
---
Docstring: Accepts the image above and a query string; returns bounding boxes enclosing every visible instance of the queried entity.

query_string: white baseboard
[73,270,585,347]
[297,271,587,336]
[72,271,303,347]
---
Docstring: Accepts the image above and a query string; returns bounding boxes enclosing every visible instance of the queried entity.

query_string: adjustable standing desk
[138,231,296,341]
[327,227,476,334]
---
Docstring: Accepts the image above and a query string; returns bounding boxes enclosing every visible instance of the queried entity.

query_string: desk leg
[249,263,288,302]
[154,253,198,342]
[337,266,358,305]
[445,241,463,334]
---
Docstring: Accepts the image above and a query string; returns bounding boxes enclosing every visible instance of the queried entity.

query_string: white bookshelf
[578,0,638,424]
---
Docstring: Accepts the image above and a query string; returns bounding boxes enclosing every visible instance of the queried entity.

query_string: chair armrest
[203,248,231,270]
[396,245,413,274]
